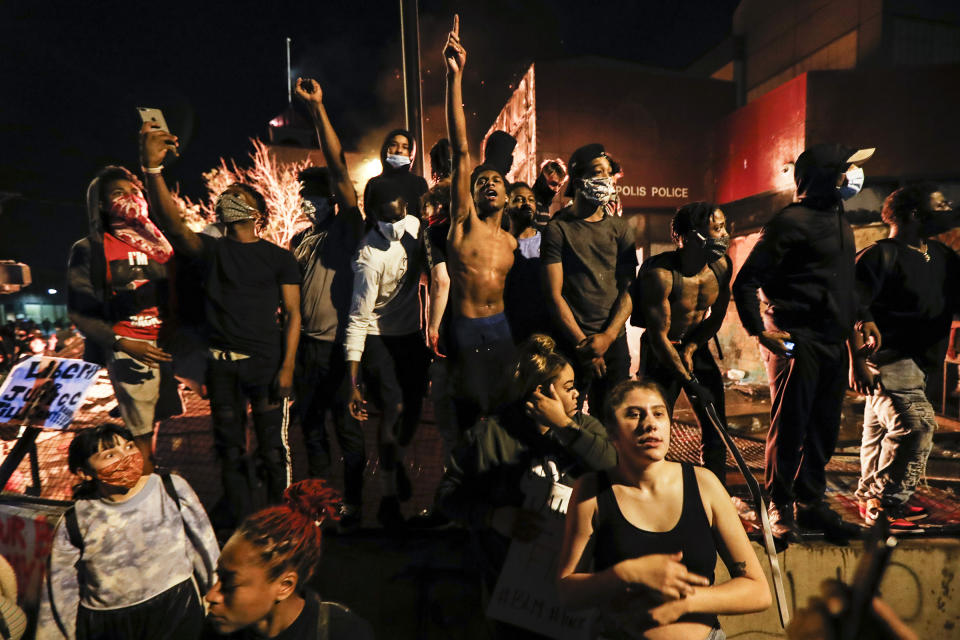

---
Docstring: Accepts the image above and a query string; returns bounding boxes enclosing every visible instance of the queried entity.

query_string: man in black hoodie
[733,143,872,543]
[362,129,428,219]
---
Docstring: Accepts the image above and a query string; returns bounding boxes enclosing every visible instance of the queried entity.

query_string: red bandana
[108,193,173,264]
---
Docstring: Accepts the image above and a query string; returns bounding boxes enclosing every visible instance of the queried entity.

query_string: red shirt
[103,233,165,340]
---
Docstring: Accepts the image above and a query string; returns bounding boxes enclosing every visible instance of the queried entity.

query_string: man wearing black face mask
[503,182,551,343]
[850,183,960,529]
[542,143,637,414]
[635,202,732,484]
[733,143,873,543]
[292,79,367,531]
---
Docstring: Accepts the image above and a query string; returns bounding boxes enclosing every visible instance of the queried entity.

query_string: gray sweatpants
[856,358,938,506]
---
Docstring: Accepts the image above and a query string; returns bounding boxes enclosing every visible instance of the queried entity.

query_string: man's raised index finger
[452,14,459,36]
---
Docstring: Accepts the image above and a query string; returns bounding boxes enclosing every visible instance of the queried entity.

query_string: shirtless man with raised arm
[443,16,518,425]
[636,202,731,484]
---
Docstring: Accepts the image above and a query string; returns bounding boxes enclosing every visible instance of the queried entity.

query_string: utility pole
[399,0,425,177]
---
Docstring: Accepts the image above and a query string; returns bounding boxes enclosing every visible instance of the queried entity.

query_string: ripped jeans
[856,358,938,507]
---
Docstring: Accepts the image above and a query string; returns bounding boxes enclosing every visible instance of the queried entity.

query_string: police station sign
[0,356,100,429]
[616,184,690,199]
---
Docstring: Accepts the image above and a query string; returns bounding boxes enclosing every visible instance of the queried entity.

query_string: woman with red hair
[203,480,373,639]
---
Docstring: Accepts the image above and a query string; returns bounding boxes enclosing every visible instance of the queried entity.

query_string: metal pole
[399,0,425,177]
[286,37,293,105]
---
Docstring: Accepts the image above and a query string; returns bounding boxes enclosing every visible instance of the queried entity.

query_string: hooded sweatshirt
[362,129,428,219]
[732,151,857,344]
[66,170,172,365]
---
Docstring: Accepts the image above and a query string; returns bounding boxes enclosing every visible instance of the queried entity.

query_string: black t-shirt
[198,235,301,360]
[540,207,637,334]
[857,238,960,370]
[424,219,449,269]
[204,593,374,640]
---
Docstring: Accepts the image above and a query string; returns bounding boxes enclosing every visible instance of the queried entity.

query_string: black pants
[362,333,430,447]
[639,336,727,483]
[450,313,517,432]
[207,354,285,526]
[562,332,631,417]
[763,338,847,505]
[77,578,203,640]
[295,337,365,505]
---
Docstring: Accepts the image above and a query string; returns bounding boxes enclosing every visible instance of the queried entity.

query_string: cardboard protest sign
[487,465,597,639]
[0,501,65,613]
[0,357,100,429]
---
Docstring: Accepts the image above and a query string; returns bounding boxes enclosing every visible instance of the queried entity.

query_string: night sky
[0,0,737,292]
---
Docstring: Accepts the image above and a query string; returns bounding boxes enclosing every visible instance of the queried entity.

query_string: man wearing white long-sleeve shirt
[345,185,429,529]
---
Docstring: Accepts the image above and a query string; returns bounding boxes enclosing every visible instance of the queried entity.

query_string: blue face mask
[839,166,865,200]
[385,153,411,170]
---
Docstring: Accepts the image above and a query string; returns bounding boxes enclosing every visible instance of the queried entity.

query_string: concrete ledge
[719,538,960,639]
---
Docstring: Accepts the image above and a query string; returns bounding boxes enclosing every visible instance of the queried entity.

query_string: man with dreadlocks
[204,479,374,639]
[139,123,302,528]
[635,202,732,485]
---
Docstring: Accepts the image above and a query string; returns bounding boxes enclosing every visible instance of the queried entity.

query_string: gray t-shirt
[292,207,365,343]
[541,208,637,334]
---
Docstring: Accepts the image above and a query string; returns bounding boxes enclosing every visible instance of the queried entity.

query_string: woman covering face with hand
[556,381,771,640]
[435,334,617,634]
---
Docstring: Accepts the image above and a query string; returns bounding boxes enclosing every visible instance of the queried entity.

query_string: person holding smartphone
[138,123,302,529]
[732,143,872,544]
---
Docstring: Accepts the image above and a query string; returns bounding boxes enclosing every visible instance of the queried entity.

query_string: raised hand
[138,122,178,169]
[294,77,323,106]
[443,14,466,74]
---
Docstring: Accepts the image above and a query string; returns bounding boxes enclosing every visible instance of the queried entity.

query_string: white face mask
[377,217,411,241]
[839,166,865,200]
[384,153,411,170]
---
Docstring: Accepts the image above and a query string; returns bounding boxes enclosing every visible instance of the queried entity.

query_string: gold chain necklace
[905,242,930,262]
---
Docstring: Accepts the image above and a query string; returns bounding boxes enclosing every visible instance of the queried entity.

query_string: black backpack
[630,251,731,328]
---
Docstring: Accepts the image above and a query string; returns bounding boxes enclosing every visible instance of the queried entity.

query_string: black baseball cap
[564,143,621,197]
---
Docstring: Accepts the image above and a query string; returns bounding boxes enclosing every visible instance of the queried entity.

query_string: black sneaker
[377,496,406,531]
[768,502,800,544]
[796,500,861,543]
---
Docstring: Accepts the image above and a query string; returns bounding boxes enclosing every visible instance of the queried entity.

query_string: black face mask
[696,232,730,262]
[533,175,557,207]
[508,204,535,229]
[918,208,960,237]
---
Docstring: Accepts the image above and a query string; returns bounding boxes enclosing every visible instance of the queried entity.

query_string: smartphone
[783,340,795,356]
[137,107,170,133]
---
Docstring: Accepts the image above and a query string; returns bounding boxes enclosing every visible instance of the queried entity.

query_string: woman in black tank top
[556,381,771,639]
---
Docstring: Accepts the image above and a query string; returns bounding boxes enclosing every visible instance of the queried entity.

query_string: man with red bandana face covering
[67,166,181,472]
